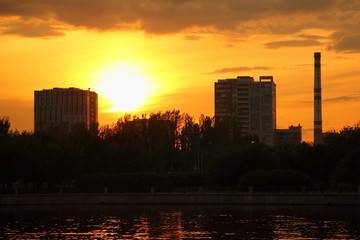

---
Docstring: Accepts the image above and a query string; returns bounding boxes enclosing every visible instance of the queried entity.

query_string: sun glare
[95,63,154,112]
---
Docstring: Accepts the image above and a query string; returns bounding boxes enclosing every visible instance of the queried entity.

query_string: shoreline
[1,192,360,206]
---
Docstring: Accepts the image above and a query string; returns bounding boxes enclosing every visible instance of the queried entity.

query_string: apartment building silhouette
[34,87,98,132]
[215,76,276,146]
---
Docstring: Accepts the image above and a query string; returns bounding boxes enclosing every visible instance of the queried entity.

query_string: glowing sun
[95,63,154,112]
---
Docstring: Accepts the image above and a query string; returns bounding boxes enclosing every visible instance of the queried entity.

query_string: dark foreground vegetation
[1,111,360,193]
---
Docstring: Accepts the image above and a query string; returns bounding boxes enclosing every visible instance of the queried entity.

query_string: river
[1,205,359,239]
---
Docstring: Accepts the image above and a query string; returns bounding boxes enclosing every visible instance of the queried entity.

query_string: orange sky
[1,0,360,142]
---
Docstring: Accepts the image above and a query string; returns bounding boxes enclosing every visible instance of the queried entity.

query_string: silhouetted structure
[215,76,276,146]
[275,124,302,145]
[34,87,98,132]
[314,52,323,144]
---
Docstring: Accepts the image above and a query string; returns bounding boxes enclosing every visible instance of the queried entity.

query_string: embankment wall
[1,193,359,206]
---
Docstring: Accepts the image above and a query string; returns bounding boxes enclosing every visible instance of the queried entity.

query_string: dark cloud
[0,0,360,52]
[265,39,322,49]
[330,70,360,79]
[211,66,272,74]
[225,44,236,48]
[300,90,360,105]
[184,35,203,40]
[280,0,337,12]
[335,56,351,59]
[0,0,339,34]
[329,31,347,40]
[328,34,360,52]
[1,22,65,38]
[298,34,326,40]
[324,91,360,102]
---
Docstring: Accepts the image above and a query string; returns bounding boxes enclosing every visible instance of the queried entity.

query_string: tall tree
[0,116,10,136]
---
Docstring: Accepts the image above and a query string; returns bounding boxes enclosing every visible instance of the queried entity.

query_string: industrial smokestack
[314,52,323,144]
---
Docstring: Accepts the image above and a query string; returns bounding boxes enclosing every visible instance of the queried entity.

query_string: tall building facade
[34,87,98,132]
[215,76,276,146]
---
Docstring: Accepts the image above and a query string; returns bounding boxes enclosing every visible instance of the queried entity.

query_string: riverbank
[1,192,360,206]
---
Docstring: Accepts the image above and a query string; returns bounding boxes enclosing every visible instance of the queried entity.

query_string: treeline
[0,112,359,191]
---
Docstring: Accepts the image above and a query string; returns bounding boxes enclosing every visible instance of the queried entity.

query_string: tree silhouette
[0,115,359,191]
[0,116,10,136]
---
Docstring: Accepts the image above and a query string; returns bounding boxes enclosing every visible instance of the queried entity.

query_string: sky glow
[1,0,360,141]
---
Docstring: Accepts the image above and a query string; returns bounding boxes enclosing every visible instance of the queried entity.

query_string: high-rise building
[34,87,98,132]
[214,76,276,146]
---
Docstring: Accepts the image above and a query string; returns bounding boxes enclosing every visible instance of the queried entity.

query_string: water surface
[1,205,359,239]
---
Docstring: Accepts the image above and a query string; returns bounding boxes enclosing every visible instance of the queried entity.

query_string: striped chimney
[314,52,323,144]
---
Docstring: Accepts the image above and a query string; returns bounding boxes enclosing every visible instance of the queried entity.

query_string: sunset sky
[1,0,360,142]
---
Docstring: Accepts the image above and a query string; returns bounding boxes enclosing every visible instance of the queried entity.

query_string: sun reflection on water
[1,206,359,239]
[271,215,354,240]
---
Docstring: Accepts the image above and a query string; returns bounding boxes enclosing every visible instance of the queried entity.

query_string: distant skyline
[1,0,360,142]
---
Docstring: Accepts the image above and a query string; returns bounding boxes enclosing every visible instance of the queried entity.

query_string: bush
[117,172,173,190]
[75,172,173,192]
[168,171,205,187]
[75,172,117,187]
[239,169,314,188]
